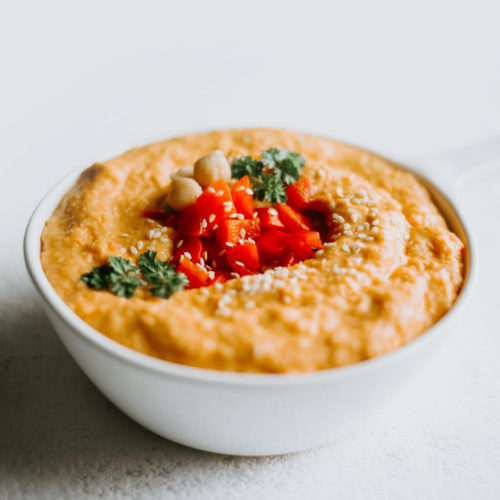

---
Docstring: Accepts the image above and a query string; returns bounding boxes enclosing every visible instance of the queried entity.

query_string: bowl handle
[417,136,500,197]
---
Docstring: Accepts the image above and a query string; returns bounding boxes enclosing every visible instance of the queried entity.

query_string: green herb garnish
[81,252,187,299]
[138,251,188,298]
[81,256,144,298]
[231,148,305,203]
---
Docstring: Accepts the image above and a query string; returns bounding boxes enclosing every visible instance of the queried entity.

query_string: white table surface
[1,1,500,498]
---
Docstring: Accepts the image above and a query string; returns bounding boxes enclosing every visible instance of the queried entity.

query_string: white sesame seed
[371,226,379,234]
[356,189,367,197]
[342,244,350,253]
[146,246,155,251]
[201,219,208,228]
[268,208,278,216]
[353,256,363,265]
[215,283,223,290]
[160,237,168,243]
[176,239,184,249]
[236,185,246,191]
[196,262,205,269]
[183,252,192,259]
[315,250,324,257]
[209,214,216,223]
[240,229,246,238]
[226,242,234,248]
[216,190,224,197]
[239,239,245,245]
[231,272,240,278]
[130,245,138,255]
[229,213,239,219]
[365,236,375,241]
[247,238,255,244]
[372,218,380,226]
[201,288,210,295]
[200,258,205,267]
[235,261,244,267]
[244,301,256,310]
[137,240,144,250]
[208,270,215,279]
[357,233,367,239]
[213,224,218,230]
[120,247,127,253]
[207,187,216,193]
[204,251,208,260]
[369,208,378,217]
[253,212,258,218]
[237,214,244,220]
[343,230,353,236]
[329,201,336,209]
[318,169,325,178]
[357,225,365,231]
[246,188,254,195]
[336,187,344,197]
[160,226,167,233]
[343,223,351,230]
[283,296,292,304]
[224,206,232,213]
[332,213,345,223]
[351,213,359,223]
[120,233,130,237]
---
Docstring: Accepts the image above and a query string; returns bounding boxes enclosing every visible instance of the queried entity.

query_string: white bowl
[24,140,478,456]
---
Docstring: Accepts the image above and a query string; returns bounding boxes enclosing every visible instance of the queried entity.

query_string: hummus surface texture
[41,129,465,373]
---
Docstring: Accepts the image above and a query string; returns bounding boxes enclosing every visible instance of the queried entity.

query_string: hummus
[41,129,465,373]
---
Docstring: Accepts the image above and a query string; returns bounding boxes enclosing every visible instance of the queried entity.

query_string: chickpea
[193,150,231,187]
[170,165,194,179]
[166,177,203,212]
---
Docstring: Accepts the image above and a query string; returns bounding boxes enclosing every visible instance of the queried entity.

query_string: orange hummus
[41,129,465,373]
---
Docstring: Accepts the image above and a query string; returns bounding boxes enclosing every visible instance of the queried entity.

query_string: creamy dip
[41,129,465,373]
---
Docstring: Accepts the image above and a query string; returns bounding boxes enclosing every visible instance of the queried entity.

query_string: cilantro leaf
[138,251,188,298]
[231,156,262,180]
[81,257,144,298]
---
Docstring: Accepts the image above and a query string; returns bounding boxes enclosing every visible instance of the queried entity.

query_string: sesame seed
[371,227,379,234]
[201,219,208,228]
[240,229,246,238]
[357,225,365,231]
[336,187,344,196]
[200,258,205,266]
[229,213,239,219]
[137,240,144,250]
[236,185,246,191]
[226,242,234,248]
[332,213,345,223]
[342,244,350,253]
[329,201,336,209]
[268,208,278,216]
[315,249,324,257]
[343,223,351,230]
[353,257,362,265]
[201,288,210,295]
[120,233,130,237]
[365,236,375,241]
[239,239,245,245]
[318,169,325,177]
[248,238,255,244]
[253,212,258,218]
[204,251,208,260]
[146,246,155,251]
[351,213,359,223]
[343,230,353,236]
[245,301,256,309]
[215,283,223,290]
[216,190,224,197]
[235,261,244,267]
[357,233,367,239]
[208,271,215,279]
[196,262,205,269]
[213,224,218,230]
[176,239,184,248]
[209,214,216,223]
[237,214,244,220]
[369,208,378,217]
[356,189,367,197]
[246,188,254,195]
[283,296,292,304]
[160,226,167,233]
[183,252,192,259]
[130,245,138,255]
[160,237,168,243]
[120,247,127,253]
[372,218,380,226]
[224,206,232,213]
[223,201,232,207]
[208,187,216,193]
[231,272,240,278]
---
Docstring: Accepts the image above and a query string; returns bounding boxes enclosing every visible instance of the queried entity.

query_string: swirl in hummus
[41,129,465,373]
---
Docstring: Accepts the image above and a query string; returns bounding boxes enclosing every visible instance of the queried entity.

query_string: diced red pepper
[165,214,179,229]
[176,257,209,288]
[226,242,260,275]
[288,231,322,260]
[177,204,211,236]
[200,236,219,262]
[256,207,286,230]
[196,180,236,228]
[206,270,230,286]
[256,229,290,263]
[174,236,205,263]
[279,250,300,267]
[277,203,314,232]
[285,177,317,211]
[215,218,261,248]
[231,176,254,219]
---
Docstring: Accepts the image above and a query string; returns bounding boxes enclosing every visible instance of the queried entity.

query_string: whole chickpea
[193,150,231,187]
[170,165,194,179]
[166,177,203,212]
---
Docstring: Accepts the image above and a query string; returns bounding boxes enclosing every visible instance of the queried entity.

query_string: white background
[1,1,500,499]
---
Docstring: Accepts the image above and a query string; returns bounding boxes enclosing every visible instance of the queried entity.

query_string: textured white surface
[1,1,500,498]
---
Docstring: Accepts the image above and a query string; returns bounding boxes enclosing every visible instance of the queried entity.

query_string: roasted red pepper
[231,175,254,219]
[215,218,261,248]
[177,204,211,236]
[276,203,314,232]
[195,180,235,228]
[174,236,205,263]
[226,242,260,275]
[176,257,209,288]
[256,207,286,230]
[285,177,317,211]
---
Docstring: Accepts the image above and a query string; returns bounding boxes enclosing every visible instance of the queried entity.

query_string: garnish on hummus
[41,129,465,373]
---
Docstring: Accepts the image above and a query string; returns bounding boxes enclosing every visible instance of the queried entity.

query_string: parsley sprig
[231,148,305,203]
[138,251,188,298]
[81,252,187,299]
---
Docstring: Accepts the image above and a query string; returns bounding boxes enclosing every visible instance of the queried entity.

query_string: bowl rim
[23,136,477,387]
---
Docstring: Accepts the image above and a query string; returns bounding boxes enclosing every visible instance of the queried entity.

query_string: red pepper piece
[176,257,209,288]
[279,250,300,267]
[165,214,179,229]
[200,236,219,262]
[177,204,211,236]
[256,229,290,263]
[256,207,286,230]
[226,242,260,275]
[196,180,236,228]
[206,270,230,286]
[174,236,205,263]
[231,176,254,219]
[215,218,261,248]
[276,203,314,232]
[285,177,317,211]
[288,231,322,260]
